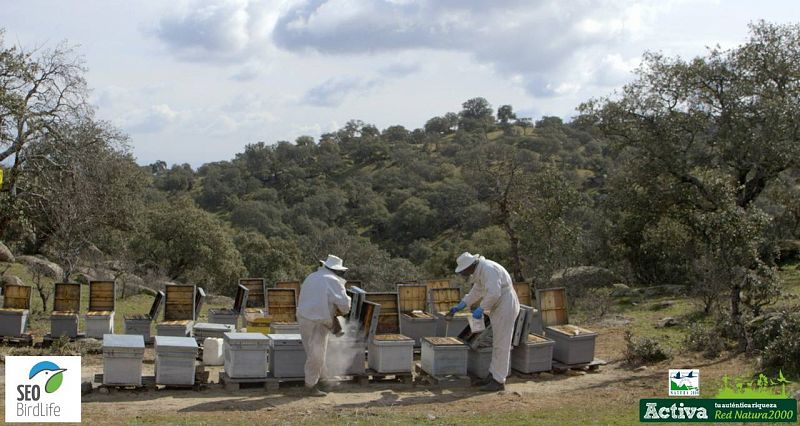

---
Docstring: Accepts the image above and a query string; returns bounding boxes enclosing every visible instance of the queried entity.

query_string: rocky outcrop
[0,242,14,263]
[17,255,64,280]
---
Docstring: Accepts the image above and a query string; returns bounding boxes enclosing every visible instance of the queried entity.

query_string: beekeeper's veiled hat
[320,254,348,271]
[454,252,480,273]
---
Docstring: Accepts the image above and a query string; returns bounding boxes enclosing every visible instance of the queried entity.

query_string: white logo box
[5,356,81,423]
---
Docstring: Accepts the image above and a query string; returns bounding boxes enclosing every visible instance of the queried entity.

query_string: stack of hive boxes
[537,287,597,365]
[50,283,81,338]
[157,284,196,337]
[266,287,299,334]
[0,284,32,337]
[240,278,271,334]
[397,284,437,347]
[208,284,249,328]
[86,280,115,338]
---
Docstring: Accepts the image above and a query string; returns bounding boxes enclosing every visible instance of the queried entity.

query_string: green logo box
[639,399,797,423]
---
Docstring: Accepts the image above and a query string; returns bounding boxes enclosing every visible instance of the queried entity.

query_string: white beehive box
[537,287,597,365]
[50,283,81,338]
[123,291,164,343]
[86,280,116,338]
[511,333,554,373]
[267,333,306,378]
[154,335,198,385]
[270,322,300,334]
[193,322,235,341]
[223,332,270,379]
[420,337,468,376]
[0,284,32,337]
[368,334,414,373]
[103,334,144,386]
[467,346,493,379]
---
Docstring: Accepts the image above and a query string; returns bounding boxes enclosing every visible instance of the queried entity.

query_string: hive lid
[397,284,428,313]
[347,286,366,322]
[194,322,235,332]
[194,287,206,320]
[223,332,269,342]
[148,291,165,320]
[103,334,144,349]
[536,287,569,327]
[423,336,464,346]
[547,324,596,336]
[88,280,115,312]
[513,282,532,307]
[164,284,196,321]
[239,278,266,308]
[3,284,32,310]
[232,284,249,313]
[154,335,198,351]
[53,282,81,313]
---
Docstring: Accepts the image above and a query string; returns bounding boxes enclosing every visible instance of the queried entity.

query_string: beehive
[537,287,597,365]
[50,283,81,338]
[193,322,235,341]
[223,332,270,379]
[266,288,296,322]
[154,336,198,385]
[429,287,470,337]
[208,284,249,328]
[325,335,366,376]
[346,285,366,322]
[86,280,115,338]
[103,334,144,386]
[420,337,468,376]
[0,284,31,336]
[123,291,164,342]
[511,333,555,373]
[368,334,414,373]
[398,284,437,346]
[275,281,301,304]
[157,284,195,336]
[267,334,306,378]
[364,292,399,334]
[245,314,272,334]
[239,278,266,309]
[467,346,494,378]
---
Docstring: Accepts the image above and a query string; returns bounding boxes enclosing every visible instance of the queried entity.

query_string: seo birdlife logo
[5,356,81,423]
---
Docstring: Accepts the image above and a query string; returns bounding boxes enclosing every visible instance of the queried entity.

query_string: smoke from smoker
[324,320,361,377]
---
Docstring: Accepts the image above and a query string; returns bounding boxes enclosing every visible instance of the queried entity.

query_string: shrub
[750,310,800,376]
[683,323,725,359]
[624,331,670,366]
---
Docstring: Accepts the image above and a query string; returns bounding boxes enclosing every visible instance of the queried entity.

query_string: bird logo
[29,361,67,393]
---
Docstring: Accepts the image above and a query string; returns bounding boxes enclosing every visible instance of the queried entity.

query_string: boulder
[550,266,622,291]
[2,275,24,287]
[611,283,640,298]
[0,242,14,263]
[17,255,64,280]
[640,285,687,298]
[206,294,234,306]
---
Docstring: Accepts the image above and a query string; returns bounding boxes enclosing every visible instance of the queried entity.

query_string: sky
[1,0,798,166]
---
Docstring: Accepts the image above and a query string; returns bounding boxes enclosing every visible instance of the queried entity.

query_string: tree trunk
[503,223,525,282]
[730,281,748,352]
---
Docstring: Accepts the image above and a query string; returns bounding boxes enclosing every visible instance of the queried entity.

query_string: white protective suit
[297,267,352,386]
[462,257,520,384]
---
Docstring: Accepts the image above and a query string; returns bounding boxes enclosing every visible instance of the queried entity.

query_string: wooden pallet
[42,333,87,347]
[218,371,273,391]
[0,333,34,346]
[364,368,414,385]
[94,372,207,390]
[413,363,470,388]
[551,358,607,373]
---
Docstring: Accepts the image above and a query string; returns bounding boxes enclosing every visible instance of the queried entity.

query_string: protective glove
[472,306,484,319]
[449,301,467,316]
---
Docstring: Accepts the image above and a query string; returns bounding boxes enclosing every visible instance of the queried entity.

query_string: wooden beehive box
[365,292,399,334]
[398,284,430,316]
[536,287,569,326]
[429,287,462,314]
[275,281,301,304]
[239,278,266,309]
[514,282,532,307]
[3,284,32,310]
[266,288,296,323]
[163,284,196,321]
[424,279,452,291]
[53,283,81,313]
[88,280,115,313]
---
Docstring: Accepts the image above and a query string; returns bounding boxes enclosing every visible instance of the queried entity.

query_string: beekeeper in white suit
[449,252,520,391]
[297,254,352,397]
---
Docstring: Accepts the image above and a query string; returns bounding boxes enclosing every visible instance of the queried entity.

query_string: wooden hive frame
[266,288,296,323]
[3,284,32,310]
[163,284,196,321]
[232,284,249,314]
[88,280,115,313]
[275,280,301,304]
[428,287,462,315]
[535,287,569,327]
[364,292,400,334]
[194,287,206,320]
[238,278,266,309]
[513,282,533,307]
[53,283,81,313]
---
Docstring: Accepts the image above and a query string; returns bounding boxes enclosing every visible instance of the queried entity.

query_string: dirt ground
[0,324,766,425]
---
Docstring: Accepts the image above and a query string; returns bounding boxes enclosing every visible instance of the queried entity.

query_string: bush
[574,288,615,321]
[624,331,670,366]
[683,323,725,359]
[750,310,800,376]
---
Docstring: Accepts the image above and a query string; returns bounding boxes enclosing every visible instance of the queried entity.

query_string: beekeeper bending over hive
[449,252,520,391]
[297,254,352,397]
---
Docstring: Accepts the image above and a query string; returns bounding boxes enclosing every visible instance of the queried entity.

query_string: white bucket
[202,337,224,366]
[468,315,485,333]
